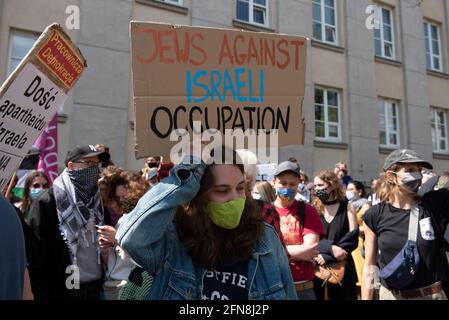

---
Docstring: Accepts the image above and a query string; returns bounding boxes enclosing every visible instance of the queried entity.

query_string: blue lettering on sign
[186,68,265,103]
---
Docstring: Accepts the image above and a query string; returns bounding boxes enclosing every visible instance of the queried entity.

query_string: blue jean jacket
[116,160,297,300]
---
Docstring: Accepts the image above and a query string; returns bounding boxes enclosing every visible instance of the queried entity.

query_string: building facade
[1,0,449,183]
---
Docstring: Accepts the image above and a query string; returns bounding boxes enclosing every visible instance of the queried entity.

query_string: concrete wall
[68,0,132,168]
[399,0,433,160]
[344,0,379,182]
[375,63,404,100]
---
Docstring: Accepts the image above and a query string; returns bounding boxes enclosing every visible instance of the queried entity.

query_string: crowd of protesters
[1,143,449,301]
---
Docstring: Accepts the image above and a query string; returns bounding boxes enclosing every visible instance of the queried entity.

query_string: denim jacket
[116,159,297,300]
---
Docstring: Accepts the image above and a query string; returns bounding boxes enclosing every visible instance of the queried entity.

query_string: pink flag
[34,115,58,185]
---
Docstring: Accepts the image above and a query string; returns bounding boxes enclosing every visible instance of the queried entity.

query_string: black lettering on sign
[262,107,275,133]
[0,122,28,149]
[0,154,11,172]
[148,105,292,137]
[150,106,173,138]
[277,106,290,132]
[23,76,59,110]
[0,177,8,187]
[174,105,187,130]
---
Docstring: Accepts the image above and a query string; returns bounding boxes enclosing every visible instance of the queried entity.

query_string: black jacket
[419,175,449,196]
[318,229,359,263]
[26,188,71,300]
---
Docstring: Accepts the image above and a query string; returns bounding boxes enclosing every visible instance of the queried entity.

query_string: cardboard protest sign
[0,23,86,189]
[131,21,307,161]
[257,163,277,181]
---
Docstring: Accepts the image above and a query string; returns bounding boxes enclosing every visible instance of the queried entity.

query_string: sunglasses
[32,183,49,189]
[74,160,100,166]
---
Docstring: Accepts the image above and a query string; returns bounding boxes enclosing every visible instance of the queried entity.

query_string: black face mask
[147,162,158,168]
[67,166,100,203]
[315,189,330,203]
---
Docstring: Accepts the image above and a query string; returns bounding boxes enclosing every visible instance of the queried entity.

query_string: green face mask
[206,197,246,229]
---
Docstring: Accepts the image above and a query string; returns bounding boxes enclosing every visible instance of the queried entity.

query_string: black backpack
[295,200,306,229]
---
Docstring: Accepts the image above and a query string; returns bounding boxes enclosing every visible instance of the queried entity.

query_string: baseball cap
[383,149,433,171]
[64,145,110,166]
[274,161,301,177]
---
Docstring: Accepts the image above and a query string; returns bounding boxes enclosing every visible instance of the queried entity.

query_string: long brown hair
[255,181,276,203]
[99,166,126,206]
[175,162,264,269]
[312,170,346,214]
[21,170,49,213]
[120,170,149,213]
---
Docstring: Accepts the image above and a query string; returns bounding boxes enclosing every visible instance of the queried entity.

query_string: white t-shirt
[105,217,134,281]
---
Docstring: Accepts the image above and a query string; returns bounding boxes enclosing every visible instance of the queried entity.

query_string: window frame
[312,0,339,45]
[424,21,443,72]
[158,0,183,6]
[236,0,269,28]
[379,99,400,148]
[431,108,449,154]
[7,30,38,77]
[374,6,396,60]
[314,87,342,143]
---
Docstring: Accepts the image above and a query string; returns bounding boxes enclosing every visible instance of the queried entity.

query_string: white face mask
[252,192,262,200]
[346,191,357,202]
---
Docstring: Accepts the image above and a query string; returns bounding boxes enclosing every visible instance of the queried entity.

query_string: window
[7,31,37,76]
[312,0,338,44]
[431,109,448,153]
[158,0,182,5]
[236,0,268,27]
[379,100,400,148]
[315,88,341,141]
[424,22,442,71]
[374,7,395,59]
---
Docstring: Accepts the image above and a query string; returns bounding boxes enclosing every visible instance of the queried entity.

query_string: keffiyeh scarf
[54,167,104,264]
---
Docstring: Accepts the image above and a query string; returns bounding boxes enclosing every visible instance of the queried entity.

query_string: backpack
[297,200,306,227]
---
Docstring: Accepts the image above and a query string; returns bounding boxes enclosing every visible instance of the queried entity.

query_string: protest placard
[256,163,277,181]
[0,23,86,189]
[131,22,307,161]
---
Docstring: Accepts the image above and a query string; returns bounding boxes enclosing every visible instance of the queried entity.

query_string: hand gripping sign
[0,23,86,189]
[130,22,307,163]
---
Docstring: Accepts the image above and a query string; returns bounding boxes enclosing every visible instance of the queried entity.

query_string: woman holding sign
[116,144,296,300]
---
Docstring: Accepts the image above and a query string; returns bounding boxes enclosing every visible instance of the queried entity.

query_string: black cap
[64,145,110,166]
[274,161,301,177]
[383,149,433,171]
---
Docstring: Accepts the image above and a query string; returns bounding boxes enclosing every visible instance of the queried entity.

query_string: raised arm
[116,159,206,274]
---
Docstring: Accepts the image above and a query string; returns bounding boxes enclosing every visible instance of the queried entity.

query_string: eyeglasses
[74,160,100,166]
[32,183,49,189]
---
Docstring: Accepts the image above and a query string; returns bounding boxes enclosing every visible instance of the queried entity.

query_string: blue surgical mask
[30,188,45,200]
[276,188,296,201]
[298,183,306,192]
[346,191,356,202]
